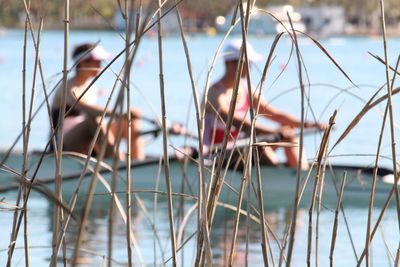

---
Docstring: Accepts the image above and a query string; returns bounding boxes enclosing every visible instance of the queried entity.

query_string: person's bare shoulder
[205,82,224,109]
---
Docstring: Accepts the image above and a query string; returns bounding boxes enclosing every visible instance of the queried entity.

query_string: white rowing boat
[0,150,397,210]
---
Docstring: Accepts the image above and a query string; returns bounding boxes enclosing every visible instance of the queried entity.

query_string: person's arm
[213,92,277,136]
[68,86,138,119]
[253,92,327,130]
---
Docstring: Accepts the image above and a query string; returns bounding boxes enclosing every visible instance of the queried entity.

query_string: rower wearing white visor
[203,39,328,170]
[50,43,145,160]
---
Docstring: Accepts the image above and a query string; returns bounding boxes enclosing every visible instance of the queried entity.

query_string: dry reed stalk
[7,1,30,265]
[204,25,245,231]
[174,3,211,264]
[369,52,400,76]
[329,171,347,267]
[238,2,274,265]
[50,0,70,265]
[356,177,400,266]
[23,7,39,267]
[6,11,43,266]
[228,150,252,267]
[156,1,178,265]
[70,100,139,266]
[23,18,44,267]
[314,111,337,267]
[252,31,286,267]
[199,24,238,242]
[331,85,400,152]
[364,56,400,266]
[322,163,359,261]
[286,13,307,266]
[227,2,264,266]
[122,1,136,265]
[107,102,125,267]
[379,0,400,227]
[153,157,163,264]
[306,111,336,266]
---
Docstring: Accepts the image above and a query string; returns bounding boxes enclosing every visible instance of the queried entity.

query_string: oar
[139,122,198,139]
[208,127,324,152]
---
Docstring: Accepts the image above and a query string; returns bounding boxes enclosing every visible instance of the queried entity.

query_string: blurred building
[297,5,346,37]
[215,4,306,35]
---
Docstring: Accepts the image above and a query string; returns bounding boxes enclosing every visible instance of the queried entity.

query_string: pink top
[204,79,250,146]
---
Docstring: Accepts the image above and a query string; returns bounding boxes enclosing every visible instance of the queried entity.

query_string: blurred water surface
[1,30,400,266]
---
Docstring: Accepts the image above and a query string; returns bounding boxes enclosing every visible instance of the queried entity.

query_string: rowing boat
[0,150,397,210]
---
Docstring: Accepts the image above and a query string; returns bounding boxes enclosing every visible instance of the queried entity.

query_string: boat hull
[0,151,396,210]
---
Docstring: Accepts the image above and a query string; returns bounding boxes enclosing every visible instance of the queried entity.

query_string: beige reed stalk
[204,23,246,230]
[286,13,307,267]
[7,1,30,265]
[22,13,31,267]
[22,18,44,267]
[8,2,29,264]
[314,112,337,267]
[6,13,43,267]
[70,118,120,266]
[123,1,135,265]
[237,2,270,265]
[22,3,36,266]
[329,172,347,267]
[243,2,286,265]
[156,1,178,265]
[228,2,262,266]
[379,0,400,226]
[254,32,288,266]
[50,0,70,266]
[193,24,236,264]
[107,103,124,267]
[306,111,336,267]
[174,4,212,264]
[364,56,400,266]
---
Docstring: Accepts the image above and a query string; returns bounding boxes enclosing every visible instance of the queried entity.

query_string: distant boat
[216,4,306,35]
[0,150,396,210]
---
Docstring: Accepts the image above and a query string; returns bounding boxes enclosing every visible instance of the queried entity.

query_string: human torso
[51,78,98,127]
[204,79,250,145]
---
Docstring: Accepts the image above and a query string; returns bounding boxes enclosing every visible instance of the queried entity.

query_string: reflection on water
[1,187,399,266]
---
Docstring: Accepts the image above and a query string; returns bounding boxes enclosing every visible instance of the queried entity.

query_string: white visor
[223,39,263,62]
[73,45,113,63]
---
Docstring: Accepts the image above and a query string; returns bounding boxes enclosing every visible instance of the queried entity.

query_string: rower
[50,43,185,160]
[203,39,327,170]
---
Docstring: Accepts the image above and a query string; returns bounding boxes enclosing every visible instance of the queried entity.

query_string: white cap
[73,45,113,63]
[223,39,263,62]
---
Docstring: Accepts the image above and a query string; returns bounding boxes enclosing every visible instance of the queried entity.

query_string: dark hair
[72,43,97,71]
[72,43,96,60]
